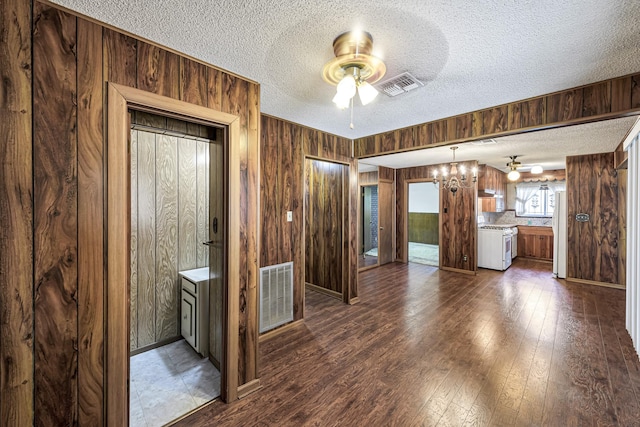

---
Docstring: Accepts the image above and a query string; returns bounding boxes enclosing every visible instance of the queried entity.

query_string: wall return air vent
[259,262,293,333]
[375,72,424,97]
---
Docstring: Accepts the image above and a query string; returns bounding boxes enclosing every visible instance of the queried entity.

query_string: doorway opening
[128,111,226,426]
[304,158,349,300]
[359,184,379,269]
[106,83,242,426]
[407,182,440,266]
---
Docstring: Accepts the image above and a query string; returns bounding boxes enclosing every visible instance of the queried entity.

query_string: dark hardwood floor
[174,259,640,426]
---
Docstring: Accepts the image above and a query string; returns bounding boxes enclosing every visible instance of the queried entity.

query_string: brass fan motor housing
[322,31,386,86]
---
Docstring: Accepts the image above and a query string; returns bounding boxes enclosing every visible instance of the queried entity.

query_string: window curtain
[515,182,540,215]
[547,180,566,194]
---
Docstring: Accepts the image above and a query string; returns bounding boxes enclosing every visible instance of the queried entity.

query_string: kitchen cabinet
[517,226,553,261]
[477,165,506,212]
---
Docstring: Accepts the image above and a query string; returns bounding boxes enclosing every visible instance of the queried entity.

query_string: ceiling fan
[322,30,386,129]
[506,155,522,181]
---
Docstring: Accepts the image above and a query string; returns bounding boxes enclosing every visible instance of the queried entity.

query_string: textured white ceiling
[52,0,640,140]
[359,116,638,173]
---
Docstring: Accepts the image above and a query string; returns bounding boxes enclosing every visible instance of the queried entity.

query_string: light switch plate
[287,211,293,222]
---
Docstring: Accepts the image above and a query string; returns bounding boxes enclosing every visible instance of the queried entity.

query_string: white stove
[478,225,514,270]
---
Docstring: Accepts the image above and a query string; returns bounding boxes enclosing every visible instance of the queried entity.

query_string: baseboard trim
[259,319,304,343]
[130,335,182,356]
[348,297,361,305]
[237,379,262,399]
[566,277,625,290]
[306,283,342,299]
[440,266,476,276]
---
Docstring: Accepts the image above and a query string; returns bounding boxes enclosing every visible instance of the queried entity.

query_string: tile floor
[130,339,221,426]
[407,242,439,266]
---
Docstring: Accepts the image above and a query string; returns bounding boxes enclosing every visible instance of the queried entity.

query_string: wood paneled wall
[260,115,357,318]
[130,130,210,351]
[566,153,619,285]
[355,74,640,158]
[408,213,439,245]
[0,1,259,424]
[305,159,347,294]
[359,171,379,186]
[396,163,478,272]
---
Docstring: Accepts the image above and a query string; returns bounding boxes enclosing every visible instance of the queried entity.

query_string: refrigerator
[552,190,567,278]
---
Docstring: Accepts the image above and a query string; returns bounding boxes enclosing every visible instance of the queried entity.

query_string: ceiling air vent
[375,72,424,97]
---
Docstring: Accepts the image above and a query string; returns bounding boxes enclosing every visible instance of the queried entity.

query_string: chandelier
[322,31,386,128]
[506,155,521,181]
[432,147,477,195]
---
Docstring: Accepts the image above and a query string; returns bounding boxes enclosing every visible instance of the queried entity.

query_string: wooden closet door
[378,181,394,265]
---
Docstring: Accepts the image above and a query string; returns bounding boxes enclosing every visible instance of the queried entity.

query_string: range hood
[478,189,499,198]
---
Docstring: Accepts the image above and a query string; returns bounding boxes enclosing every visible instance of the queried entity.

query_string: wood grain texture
[547,88,583,123]
[180,57,208,107]
[136,131,157,347]
[359,171,378,186]
[582,81,611,116]
[103,28,137,86]
[378,181,394,265]
[0,0,33,423]
[618,169,627,288]
[130,131,139,350]
[18,0,261,419]
[137,41,180,98]
[567,153,619,284]
[354,75,640,158]
[260,115,279,267]
[483,105,508,134]
[176,260,640,426]
[379,166,394,182]
[33,5,78,425]
[304,159,346,293]
[178,137,198,271]
[197,140,210,267]
[76,18,104,426]
[396,164,476,272]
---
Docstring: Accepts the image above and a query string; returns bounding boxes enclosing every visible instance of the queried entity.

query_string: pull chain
[349,97,354,129]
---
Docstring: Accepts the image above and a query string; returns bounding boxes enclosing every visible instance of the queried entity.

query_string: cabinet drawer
[181,277,197,295]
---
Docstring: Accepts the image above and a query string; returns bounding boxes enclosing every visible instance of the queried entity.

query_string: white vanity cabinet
[178,268,210,357]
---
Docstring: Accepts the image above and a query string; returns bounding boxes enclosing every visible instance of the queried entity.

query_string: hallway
[177,259,640,426]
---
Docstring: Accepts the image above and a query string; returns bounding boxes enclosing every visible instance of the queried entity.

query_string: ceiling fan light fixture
[531,165,543,174]
[507,169,521,181]
[322,30,386,127]
[336,73,357,98]
[358,81,379,105]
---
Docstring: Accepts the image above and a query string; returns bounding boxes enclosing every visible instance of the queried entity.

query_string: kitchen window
[515,181,565,217]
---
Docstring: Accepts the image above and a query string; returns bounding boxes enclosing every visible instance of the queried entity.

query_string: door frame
[358,183,379,271]
[106,83,241,426]
[403,178,441,267]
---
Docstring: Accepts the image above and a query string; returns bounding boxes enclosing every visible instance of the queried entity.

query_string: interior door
[378,181,393,265]
[208,129,225,370]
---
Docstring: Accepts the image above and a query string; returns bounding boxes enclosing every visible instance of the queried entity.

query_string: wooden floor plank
[174,259,640,426]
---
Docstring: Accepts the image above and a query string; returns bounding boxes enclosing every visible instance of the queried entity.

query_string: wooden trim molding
[440,266,477,276]
[306,283,342,300]
[355,73,640,158]
[106,83,241,426]
[566,277,625,290]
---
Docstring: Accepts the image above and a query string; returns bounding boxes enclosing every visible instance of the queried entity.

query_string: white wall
[409,182,439,213]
